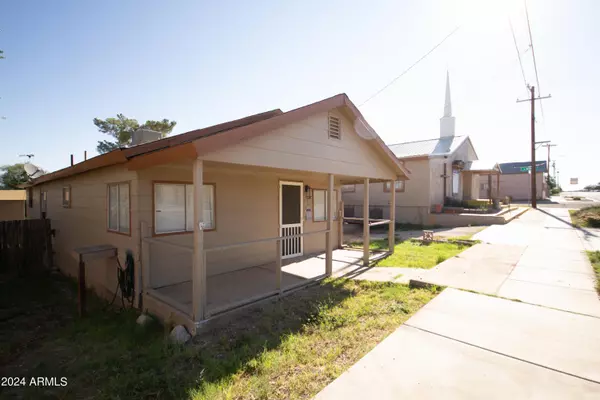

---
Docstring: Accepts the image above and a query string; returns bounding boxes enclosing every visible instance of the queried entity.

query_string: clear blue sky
[1,0,598,188]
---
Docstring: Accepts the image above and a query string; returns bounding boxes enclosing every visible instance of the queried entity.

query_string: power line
[509,18,528,94]
[360,26,460,106]
[524,0,544,118]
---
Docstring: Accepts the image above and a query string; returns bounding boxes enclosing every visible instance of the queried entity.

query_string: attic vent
[328,115,341,140]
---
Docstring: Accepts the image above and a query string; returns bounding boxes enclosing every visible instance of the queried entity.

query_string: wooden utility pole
[540,143,557,176]
[517,86,551,209]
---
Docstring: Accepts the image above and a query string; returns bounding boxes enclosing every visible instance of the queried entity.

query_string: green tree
[0,163,29,189]
[0,50,4,59]
[94,114,176,154]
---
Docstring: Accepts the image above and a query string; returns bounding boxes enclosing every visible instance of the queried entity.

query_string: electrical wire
[359,26,460,106]
[509,18,528,94]
[524,0,544,118]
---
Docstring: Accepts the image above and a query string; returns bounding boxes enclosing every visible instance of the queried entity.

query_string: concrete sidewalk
[415,208,600,317]
[315,289,600,399]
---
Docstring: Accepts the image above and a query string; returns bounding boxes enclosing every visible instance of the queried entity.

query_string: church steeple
[440,71,456,137]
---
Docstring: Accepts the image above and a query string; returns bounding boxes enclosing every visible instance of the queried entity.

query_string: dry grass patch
[570,206,600,228]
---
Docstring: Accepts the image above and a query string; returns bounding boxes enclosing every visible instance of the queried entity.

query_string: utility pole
[517,86,551,209]
[540,143,557,175]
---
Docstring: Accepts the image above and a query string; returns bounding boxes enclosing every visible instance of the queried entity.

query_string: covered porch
[149,248,386,318]
[137,159,402,334]
[462,161,501,202]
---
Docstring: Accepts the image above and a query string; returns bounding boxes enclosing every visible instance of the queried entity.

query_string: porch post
[496,172,500,200]
[388,180,395,254]
[325,174,334,276]
[140,221,151,306]
[488,174,492,204]
[363,178,370,266]
[338,200,344,249]
[192,158,206,322]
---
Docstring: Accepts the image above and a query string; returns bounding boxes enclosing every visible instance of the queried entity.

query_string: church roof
[388,135,470,159]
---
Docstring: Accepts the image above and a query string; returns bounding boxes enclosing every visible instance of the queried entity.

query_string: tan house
[342,73,479,224]
[477,161,547,201]
[27,94,409,333]
[0,190,26,221]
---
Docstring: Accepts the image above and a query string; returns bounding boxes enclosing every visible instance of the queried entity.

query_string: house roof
[388,135,472,159]
[498,161,548,174]
[0,190,26,201]
[468,160,499,172]
[32,94,409,185]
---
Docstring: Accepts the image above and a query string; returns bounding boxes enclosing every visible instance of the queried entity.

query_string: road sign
[520,166,531,172]
[570,178,578,185]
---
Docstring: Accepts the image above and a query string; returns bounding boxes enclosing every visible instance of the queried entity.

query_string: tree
[0,50,4,59]
[0,163,29,189]
[93,114,176,154]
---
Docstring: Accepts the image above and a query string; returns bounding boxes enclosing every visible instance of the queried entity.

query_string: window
[27,188,33,208]
[341,184,355,193]
[452,171,460,195]
[154,183,215,234]
[328,114,341,140]
[383,180,405,193]
[62,186,71,208]
[108,183,130,234]
[312,189,338,222]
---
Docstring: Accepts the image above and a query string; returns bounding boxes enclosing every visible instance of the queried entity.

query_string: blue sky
[1,0,598,188]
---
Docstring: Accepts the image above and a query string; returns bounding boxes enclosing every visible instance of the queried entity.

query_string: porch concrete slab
[316,289,600,400]
[416,243,525,294]
[283,249,385,280]
[497,279,600,317]
[508,266,596,291]
[407,289,600,383]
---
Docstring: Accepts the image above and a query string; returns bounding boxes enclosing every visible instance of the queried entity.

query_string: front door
[279,181,303,259]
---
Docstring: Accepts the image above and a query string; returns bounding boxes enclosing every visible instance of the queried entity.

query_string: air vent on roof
[328,115,341,140]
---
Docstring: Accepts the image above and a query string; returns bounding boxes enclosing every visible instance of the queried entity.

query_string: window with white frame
[108,183,130,234]
[383,180,405,192]
[154,183,215,234]
[313,189,338,222]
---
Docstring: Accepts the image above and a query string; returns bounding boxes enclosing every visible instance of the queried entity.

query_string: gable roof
[388,135,475,159]
[32,94,409,185]
[0,190,26,201]
[499,161,547,174]
[467,160,499,172]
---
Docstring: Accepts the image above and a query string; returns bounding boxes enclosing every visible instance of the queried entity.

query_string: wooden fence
[0,219,53,274]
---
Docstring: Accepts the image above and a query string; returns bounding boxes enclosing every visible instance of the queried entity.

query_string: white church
[341,72,481,225]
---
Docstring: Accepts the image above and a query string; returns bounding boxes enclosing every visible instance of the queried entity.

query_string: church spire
[444,70,452,117]
[440,71,456,137]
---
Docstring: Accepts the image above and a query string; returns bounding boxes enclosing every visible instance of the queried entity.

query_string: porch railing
[140,222,335,323]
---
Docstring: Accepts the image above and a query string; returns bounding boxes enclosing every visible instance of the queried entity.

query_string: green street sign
[520,166,531,172]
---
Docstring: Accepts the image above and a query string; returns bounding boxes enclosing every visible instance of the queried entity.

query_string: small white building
[342,73,480,224]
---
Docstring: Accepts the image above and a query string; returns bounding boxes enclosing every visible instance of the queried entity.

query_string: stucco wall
[341,158,430,224]
[0,200,25,221]
[477,173,545,200]
[138,162,341,288]
[29,164,139,299]
[202,108,398,181]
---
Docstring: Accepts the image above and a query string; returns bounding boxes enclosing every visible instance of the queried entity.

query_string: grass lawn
[586,251,600,295]
[357,238,469,268]
[569,206,600,228]
[0,272,439,399]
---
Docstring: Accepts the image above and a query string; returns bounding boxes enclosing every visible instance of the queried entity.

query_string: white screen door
[279,181,303,259]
